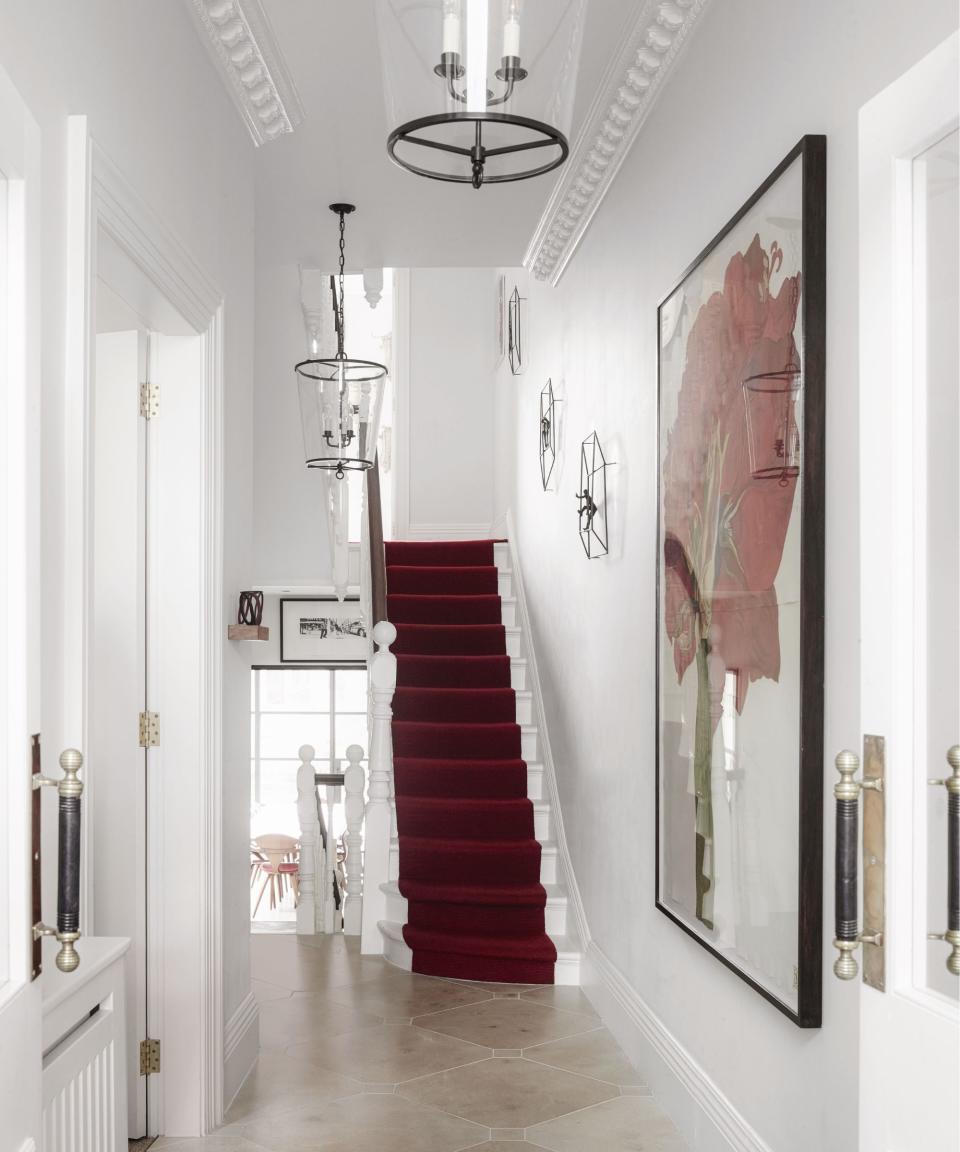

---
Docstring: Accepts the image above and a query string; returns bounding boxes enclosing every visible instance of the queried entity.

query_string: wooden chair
[251,834,300,918]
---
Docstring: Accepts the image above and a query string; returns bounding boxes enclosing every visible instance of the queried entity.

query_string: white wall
[496,2,958,1150]
[402,267,496,538]
[0,0,257,1117]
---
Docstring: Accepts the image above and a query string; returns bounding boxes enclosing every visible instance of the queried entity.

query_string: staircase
[376,539,581,985]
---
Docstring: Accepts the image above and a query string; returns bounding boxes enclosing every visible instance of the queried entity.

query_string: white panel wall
[404,268,495,538]
[496,2,958,1150]
[0,0,257,1110]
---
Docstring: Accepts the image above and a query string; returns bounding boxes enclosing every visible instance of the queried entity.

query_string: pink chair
[251,834,300,917]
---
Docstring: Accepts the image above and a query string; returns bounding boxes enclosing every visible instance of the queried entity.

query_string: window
[250,668,369,836]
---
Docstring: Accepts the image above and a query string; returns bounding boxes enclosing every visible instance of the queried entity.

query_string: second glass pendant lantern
[295,205,387,478]
[377,0,587,188]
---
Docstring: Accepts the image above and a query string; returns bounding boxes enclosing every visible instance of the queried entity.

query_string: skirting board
[582,943,772,1152]
[222,992,259,1112]
[404,523,493,541]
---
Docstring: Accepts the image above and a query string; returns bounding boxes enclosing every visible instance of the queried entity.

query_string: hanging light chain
[337,209,346,360]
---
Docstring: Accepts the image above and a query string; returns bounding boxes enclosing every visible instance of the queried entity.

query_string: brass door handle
[833,749,885,981]
[927,745,960,976]
[32,749,83,973]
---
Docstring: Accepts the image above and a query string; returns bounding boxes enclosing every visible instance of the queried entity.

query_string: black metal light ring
[388,112,569,185]
[304,458,375,472]
[295,357,388,385]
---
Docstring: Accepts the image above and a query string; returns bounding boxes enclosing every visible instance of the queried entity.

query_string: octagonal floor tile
[223,1052,361,1124]
[288,1022,490,1084]
[524,1029,646,1087]
[258,994,382,1050]
[399,1056,617,1129]
[241,1091,488,1152]
[414,997,600,1050]
[324,966,495,1020]
[526,1095,687,1151]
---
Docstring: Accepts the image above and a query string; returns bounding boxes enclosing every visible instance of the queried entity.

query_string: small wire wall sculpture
[539,379,560,490]
[508,286,525,375]
[576,432,611,559]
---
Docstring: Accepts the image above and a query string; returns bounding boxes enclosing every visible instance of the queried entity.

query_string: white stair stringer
[378,531,585,985]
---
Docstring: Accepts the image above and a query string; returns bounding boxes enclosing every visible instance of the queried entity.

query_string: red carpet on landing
[387,539,556,985]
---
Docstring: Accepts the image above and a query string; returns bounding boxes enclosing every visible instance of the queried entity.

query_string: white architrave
[183,0,304,146]
[65,117,225,1134]
[523,0,712,286]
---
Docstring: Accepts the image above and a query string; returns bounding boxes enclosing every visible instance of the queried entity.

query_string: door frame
[64,115,226,1133]
[858,29,959,1152]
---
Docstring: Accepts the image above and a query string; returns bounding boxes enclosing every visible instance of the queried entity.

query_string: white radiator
[41,938,129,1152]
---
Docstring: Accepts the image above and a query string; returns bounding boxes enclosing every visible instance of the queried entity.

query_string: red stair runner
[387,539,556,985]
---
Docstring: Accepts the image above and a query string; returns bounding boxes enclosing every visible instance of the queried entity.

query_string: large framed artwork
[656,136,826,1027]
[280,597,368,664]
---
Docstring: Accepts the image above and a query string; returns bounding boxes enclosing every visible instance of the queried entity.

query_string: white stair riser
[515,691,532,726]
[498,572,513,599]
[545,900,567,936]
[505,629,522,658]
[540,848,557,885]
[521,726,538,761]
[500,599,517,627]
[527,763,544,800]
[494,543,509,569]
[554,953,581,986]
[510,659,527,691]
[534,805,551,841]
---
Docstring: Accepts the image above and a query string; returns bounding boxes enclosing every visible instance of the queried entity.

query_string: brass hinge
[138,711,160,748]
[139,382,160,419]
[139,1037,160,1075]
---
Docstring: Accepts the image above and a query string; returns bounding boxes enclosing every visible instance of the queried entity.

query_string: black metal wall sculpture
[577,432,609,559]
[238,590,265,626]
[539,379,559,490]
[508,286,525,375]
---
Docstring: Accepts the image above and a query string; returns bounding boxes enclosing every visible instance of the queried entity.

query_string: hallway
[156,934,686,1151]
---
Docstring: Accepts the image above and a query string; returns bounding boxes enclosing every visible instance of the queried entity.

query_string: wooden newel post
[296,744,322,936]
[360,620,397,954]
[343,744,366,936]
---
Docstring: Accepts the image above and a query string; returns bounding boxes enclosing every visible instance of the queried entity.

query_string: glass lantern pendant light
[377,0,587,188]
[295,205,388,478]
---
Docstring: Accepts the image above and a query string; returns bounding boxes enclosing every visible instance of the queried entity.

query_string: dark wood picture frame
[279,596,368,665]
[655,136,826,1027]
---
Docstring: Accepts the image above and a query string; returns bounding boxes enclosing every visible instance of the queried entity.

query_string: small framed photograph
[280,597,368,663]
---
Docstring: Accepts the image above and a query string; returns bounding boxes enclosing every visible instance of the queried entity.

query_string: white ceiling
[254,0,638,270]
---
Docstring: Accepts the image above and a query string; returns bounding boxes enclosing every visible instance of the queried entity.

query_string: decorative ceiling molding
[185,0,304,146]
[523,0,712,286]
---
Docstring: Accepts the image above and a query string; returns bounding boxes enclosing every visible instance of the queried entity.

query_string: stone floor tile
[414,997,600,1050]
[250,979,293,1005]
[523,1029,646,1087]
[241,1090,488,1152]
[153,1139,272,1151]
[223,1052,361,1124]
[519,986,598,1017]
[526,1095,687,1151]
[257,994,382,1049]
[324,967,495,1019]
[288,1022,491,1084]
[399,1056,617,1129]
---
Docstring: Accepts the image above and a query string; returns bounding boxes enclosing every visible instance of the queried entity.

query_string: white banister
[296,743,324,936]
[342,744,366,935]
[360,620,398,954]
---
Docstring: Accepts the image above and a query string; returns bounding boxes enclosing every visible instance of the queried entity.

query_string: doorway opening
[249,666,369,932]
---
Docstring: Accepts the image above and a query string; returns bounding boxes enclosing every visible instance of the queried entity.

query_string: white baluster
[343,745,366,935]
[360,620,397,954]
[296,744,321,936]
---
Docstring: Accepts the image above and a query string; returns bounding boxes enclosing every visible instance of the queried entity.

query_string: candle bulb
[503,0,521,57]
[442,0,461,55]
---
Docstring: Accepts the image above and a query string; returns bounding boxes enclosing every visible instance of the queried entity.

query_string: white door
[90,327,149,1136]
[0,61,42,1152]
[859,30,960,1152]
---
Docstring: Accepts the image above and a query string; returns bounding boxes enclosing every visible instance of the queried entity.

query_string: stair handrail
[365,455,388,628]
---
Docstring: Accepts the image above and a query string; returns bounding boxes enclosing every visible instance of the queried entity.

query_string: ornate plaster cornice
[523,0,711,285]
[185,0,304,146]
